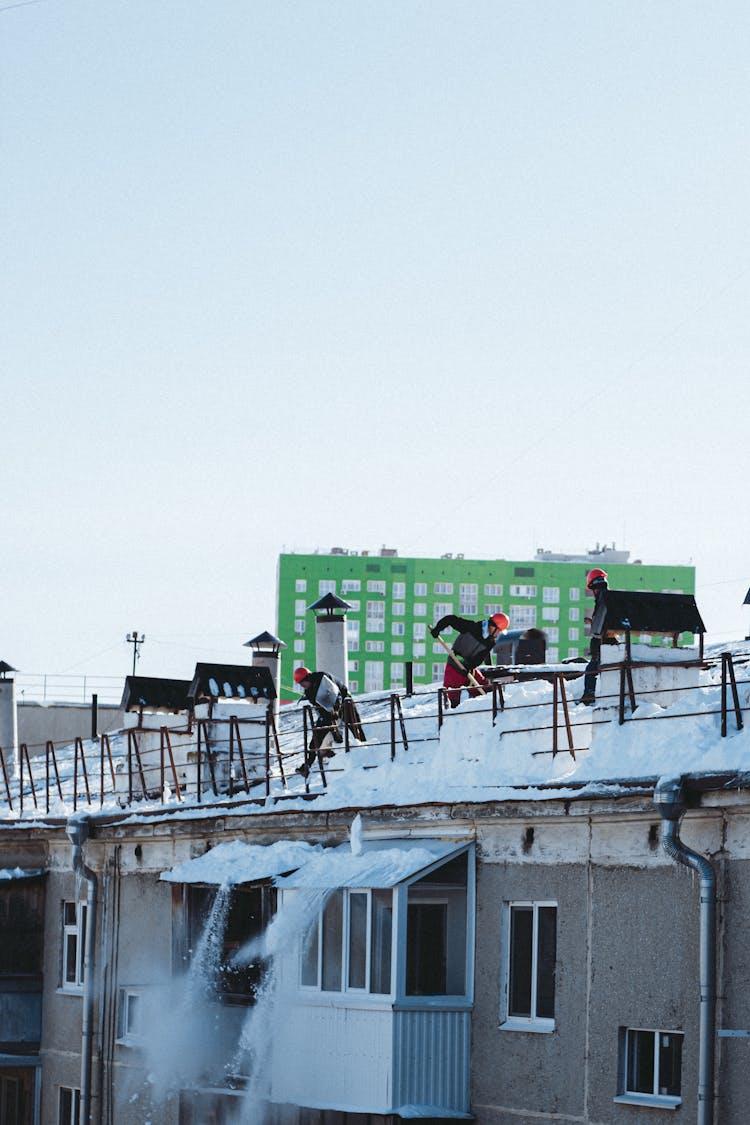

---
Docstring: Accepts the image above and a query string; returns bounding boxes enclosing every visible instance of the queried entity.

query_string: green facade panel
[276,552,696,701]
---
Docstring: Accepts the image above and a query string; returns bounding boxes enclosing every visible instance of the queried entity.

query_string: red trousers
[443,662,487,708]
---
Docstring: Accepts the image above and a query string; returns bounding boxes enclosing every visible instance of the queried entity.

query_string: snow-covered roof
[275,839,469,890]
[160,840,322,885]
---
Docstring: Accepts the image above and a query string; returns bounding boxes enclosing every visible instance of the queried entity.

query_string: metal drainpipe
[66,817,99,1125]
[653,777,716,1125]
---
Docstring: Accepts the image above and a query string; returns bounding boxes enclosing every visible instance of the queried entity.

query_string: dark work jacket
[433,615,496,674]
[302,671,349,717]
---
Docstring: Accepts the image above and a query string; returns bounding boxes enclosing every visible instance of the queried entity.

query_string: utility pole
[126,630,145,676]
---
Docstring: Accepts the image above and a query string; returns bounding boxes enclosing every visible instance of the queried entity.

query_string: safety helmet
[293,666,312,684]
[586,568,608,591]
[489,612,510,633]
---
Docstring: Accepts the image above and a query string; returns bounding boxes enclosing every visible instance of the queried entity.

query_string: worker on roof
[579,569,609,706]
[430,612,509,708]
[293,666,366,778]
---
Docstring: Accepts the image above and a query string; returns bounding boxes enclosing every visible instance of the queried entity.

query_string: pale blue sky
[2,0,748,679]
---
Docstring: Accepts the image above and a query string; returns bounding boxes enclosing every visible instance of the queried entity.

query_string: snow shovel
[433,633,486,695]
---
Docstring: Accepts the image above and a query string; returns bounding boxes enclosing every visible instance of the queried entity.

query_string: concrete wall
[17,703,125,754]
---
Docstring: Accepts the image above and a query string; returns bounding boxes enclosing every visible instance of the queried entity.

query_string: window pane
[627,1029,655,1094]
[301,917,319,987]
[370,890,392,994]
[64,901,76,926]
[321,890,343,992]
[348,893,367,989]
[406,903,447,995]
[536,906,557,1018]
[659,1032,682,1097]
[509,906,533,1016]
[65,934,78,984]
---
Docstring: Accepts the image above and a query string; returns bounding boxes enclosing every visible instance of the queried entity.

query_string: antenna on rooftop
[126,630,146,676]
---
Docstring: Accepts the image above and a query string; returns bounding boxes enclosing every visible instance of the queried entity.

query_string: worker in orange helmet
[430,611,509,708]
[579,569,609,705]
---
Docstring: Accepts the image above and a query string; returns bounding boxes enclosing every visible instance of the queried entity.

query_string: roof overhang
[160,840,322,886]
[0,868,47,882]
[276,839,471,891]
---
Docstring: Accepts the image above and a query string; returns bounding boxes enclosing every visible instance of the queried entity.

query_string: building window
[484,603,504,617]
[364,662,384,692]
[514,566,535,577]
[347,599,360,613]
[567,647,579,659]
[413,603,426,617]
[510,584,537,598]
[459,584,478,615]
[365,640,385,653]
[294,619,305,635]
[117,987,144,1045]
[484,583,503,596]
[569,607,580,621]
[367,580,386,595]
[616,1028,683,1108]
[349,680,359,692]
[406,852,468,996]
[392,602,406,616]
[432,643,446,655]
[366,601,385,633]
[301,888,393,995]
[341,579,361,593]
[392,582,406,599]
[319,579,336,596]
[391,622,405,637]
[413,663,425,677]
[62,900,87,990]
[547,647,559,662]
[349,661,359,672]
[545,627,559,643]
[392,643,404,656]
[294,599,306,616]
[501,902,557,1031]
[59,1086,81,1125]
[347,621,360,652]
[542,587,560,603]
[295,579,307,593]
[510,605,537,630]
[569,627,579,641]
[414,582,427,597]
[186,885,276,1004]
[569,587,580,601]
[391,663,404,685]
[413,643,425,658]
[434,582,454,595]
[294,640,305,654]
[432,663,444,681]
[541,607,560,622]
[433,602,453,620]
[413,622,427,640]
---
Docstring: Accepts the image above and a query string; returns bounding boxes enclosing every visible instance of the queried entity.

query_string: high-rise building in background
[276,545,696,699]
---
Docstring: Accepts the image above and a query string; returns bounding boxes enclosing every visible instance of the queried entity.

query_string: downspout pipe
[66,817,98,1125]
[653,777,716,1125]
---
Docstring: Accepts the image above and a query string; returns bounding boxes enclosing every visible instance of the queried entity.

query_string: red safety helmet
[586,568,608,591]
[293,666,312,684]
[489,612,510,633]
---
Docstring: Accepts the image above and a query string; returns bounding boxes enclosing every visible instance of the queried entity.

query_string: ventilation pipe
[0,669,18,775]
[308,593,351,685]
[653,777,716,1125]
[66,817,99,1125]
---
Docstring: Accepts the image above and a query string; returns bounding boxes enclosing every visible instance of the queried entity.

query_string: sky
[2,0,749,685]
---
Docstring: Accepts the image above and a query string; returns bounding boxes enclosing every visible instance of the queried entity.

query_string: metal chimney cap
[0,661,16,678]
[307,593,352,615]
[243,631,287,651]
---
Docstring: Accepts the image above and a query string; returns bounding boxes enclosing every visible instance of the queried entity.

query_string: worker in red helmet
[579,569,609,705]
[292,666,365,777]
[430,611,509,708]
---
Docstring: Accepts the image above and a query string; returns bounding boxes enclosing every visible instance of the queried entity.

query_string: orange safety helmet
[586,568,608,591]
[293,666,312,684]
[489,612,510,632]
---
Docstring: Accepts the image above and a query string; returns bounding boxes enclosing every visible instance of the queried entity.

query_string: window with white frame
[117,987,144,1045]
[294,599,307,616]
[569,587,580,600]
[432,643,445,656]
[367,580,386,595]
[413,663,425,677]
[433,602,453,619]
[569,607,580,621]
[413,643,425,658]
[459,584,478,614]
[545,628,559,643]
[568,627,579,641]
[294,640,305,654]
[364,662,384,692]
[414,582,427,596]
[301,888,393,995]
[365,640,385,653]
[347,621,360,652]
[616,1028,683,1108]
[347,599,360,613]
[391,663,404,685]
[567,648,579,659]
[484,603,504,617]
[58,1086,81,1125]
[484,583,503,596]
[500,901,556,1031]
[366,601,385,632]
[295,579,307,593]
[434,582,454,595]
[349,661,359,673]
[62,900,87,990]
[392,622,405,636]
[392,602,405,616]
[510,605,537,630]
[432,663,444,681]
[413,603,426,617]
[341,579,361,593]
[413,622,427,640]
[542,587,559,603]
[541,607,560,621]
[392,582,406,599]
[319,579,336,596]
[510,584,537,598]
[391,643,404,656]
[547,647,559,662]
[294,619,305,635]
[349,680,359,692]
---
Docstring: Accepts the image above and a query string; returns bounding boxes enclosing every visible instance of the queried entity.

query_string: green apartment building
[276,547,696,699]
